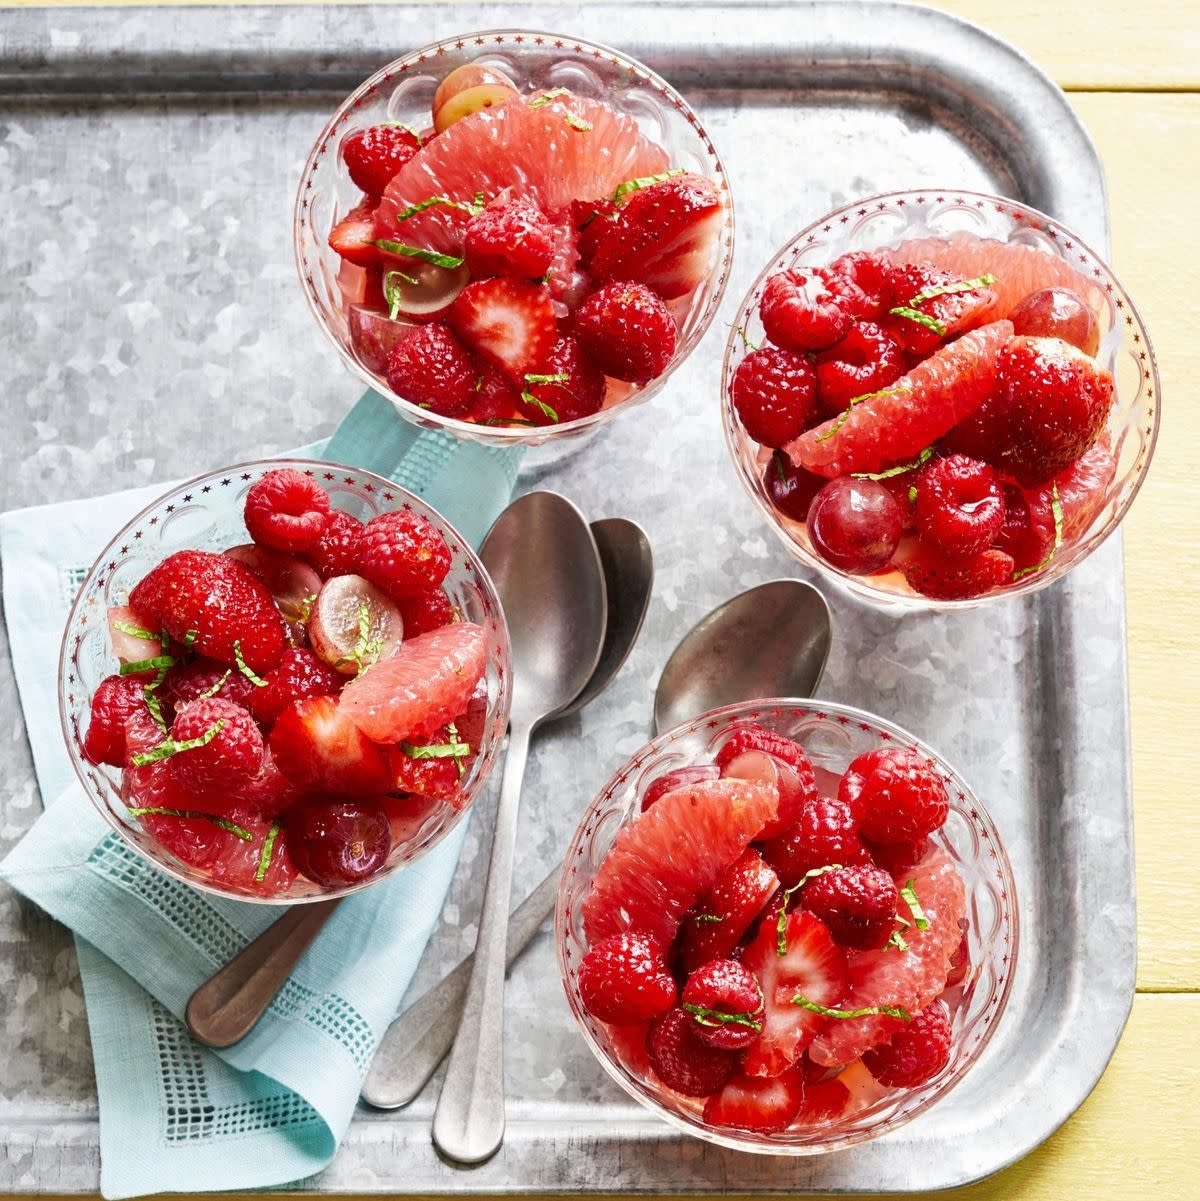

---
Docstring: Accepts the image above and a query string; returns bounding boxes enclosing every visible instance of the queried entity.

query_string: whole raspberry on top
[801,863,899,950]
[899,543,1014,601]
[645,1006,738,1097]
[244,469,331,553]
[862,999,952,1087]
[572,281,678,384]
[396,588,455,637]
[249,648,344,726]
[342,123,421,196]
[519,335,606,425]
[356,509,452,600]
[162,657,258,714]
[839,747,949,845]
[714,722,813,775]
[464,195,557,280]
[577,930,678,1025]
[759,797,869,887]
[681,959,764,1051]
[168,697,264,793]
[915,454,1006,557]
[760,268,852,353]
[83,675,149,767]
[732,345,817,449]
[306,510,364,580]
[814,321,905,416]
[385,324,479,418]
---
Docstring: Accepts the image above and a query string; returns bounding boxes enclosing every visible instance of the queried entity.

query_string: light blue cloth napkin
[0,392,522,1198]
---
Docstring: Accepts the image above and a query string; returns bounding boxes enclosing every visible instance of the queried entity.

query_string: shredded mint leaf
[393,195,470,222]
[886,929,909,952]
[128,806,252,841]
[776,865,842,955]
[524,372,569,386]
[233,641,268,687]
[907,484,919,505]
[255,822,281,881]
[682,1002,763,1032]
[612,167,683,201]
[336,602,384,675]
[728,322,760,352]
[374,241,466,269]
[900,879,930,930]
[399,739,470,761]
[112,619,159,641]
[193,669,232,703]
[909,273,996,308]
[527,87,570,108]
[120,654,176,676]
[694,913,724,926]
[888,305,947,336]
[852,447,935,481]
[384,269,418,319]
[816,385,911,442]
[520,391,559,423]
[563,112,591,132]
[183,629,197,648]
[1012,484,1065,581]
[129,718,226,766]
[790,996,911,1021]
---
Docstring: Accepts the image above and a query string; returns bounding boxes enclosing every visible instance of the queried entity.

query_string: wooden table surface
[7,0,1198,1197]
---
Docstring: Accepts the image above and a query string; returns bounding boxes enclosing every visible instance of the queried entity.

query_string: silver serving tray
[0,2,1134,1192]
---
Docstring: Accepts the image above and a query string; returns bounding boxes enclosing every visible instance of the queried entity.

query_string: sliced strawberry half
[740,909,849,1077]
[703,1064,807,1134]
[676,847,780,974]
[448,277,556,381]
[329,198,382,268]
[268,694,393,796]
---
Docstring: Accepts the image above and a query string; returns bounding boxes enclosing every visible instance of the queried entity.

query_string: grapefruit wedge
[1044,436,1118,541]
[788,320,1013,478]
[581,778,778,948]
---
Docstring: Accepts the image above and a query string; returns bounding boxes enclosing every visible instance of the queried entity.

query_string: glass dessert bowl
[295,30,733,447]
[722,190,1159,609]
[58,459,511,903]
[556,701,1016,1154]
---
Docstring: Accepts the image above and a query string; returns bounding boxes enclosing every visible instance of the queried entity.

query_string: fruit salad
[307,38,729,433]
[725,196,1155,603]
[76,467,502,899]
[560,711,1013,1150]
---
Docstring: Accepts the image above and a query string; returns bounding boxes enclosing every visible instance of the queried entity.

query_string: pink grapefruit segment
[581,778,778,948]
[1044,436,1118,541]
[789,320,1013,478]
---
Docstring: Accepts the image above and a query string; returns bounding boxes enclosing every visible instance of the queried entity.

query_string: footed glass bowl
[295,29,733,448]
[722,189,1160,610]
[57,458,512,904]
[556,699,1017,1155]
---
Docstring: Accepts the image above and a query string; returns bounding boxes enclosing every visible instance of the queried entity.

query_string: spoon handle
[185,897,342,1047]
[432,718,532,1164]
[361,863,562,1109]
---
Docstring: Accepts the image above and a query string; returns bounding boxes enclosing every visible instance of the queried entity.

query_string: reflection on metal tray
[0,1,1133,1193]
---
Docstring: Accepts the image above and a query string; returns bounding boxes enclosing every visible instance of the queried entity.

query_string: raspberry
[162,657,258,714]
[129,550,288,675]
[396,588,455,637]
[731,345,818,448]
[249,648,343,726]
[83,675,148,766]
[572,281,678,383]
[466,368,522,425]
[244,469,331,553]
[759,798,868,887]
[825,251,890,319]
[900,544,1014,601]
[865,835,930,875]
[915,454,1005,556]
[356,509,452,600]
[520,335,605,425]
[862,999,952,1087]
[342,123,421,195]
[578,931,678,1025]
[645,1007,738,1097]
[763,451,826,522]
[992,483,1056,572]
[714,723,813,778]
[681,959,765,1051]
[814,321,905,417]
[168,697,264,792]
[464,195,557,280]
[385,324,478,418]
[839,747,949,845]
[393,719,473,802]
[801,864,898,950]
[305,510,364,580]
[570,196,619,268]
[760,269,852,353]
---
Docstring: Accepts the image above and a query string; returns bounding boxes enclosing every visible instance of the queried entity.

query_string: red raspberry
[244,469,331,553]
[397,588,455,637]
[465,368,522,425]
[825,251,890,319]
[342,123,421,195]
[801,863,898,950]
[865,835,930,875]
[900,543,1014,601]
[645,1007,738,1097]
[249,648,343,726]
[681,959,765,1051]
[520,335,606,425]
[578,931,678,1025]
[839,747,949,845]
[572,281,678,383]
[760,269,852,353]
[464,195,557,280]
[162,657,258,714]
[814,321,905,417]
[862,999,952,1087]
[731,345,818,448]
[83,675,148,766]
[992,483,1056,572]
[570,196,619,269]
[715,723,814,777]
[915,454,1005,557]
[169,697,264,793]
[763,451,826,522]
[385,324,478,418]
[356,509,452,600]
[129,550,288,675]
[759,797,868,887]
[305,510,365,580]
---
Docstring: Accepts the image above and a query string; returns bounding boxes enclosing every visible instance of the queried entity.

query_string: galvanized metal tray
[0,1,1134,1192]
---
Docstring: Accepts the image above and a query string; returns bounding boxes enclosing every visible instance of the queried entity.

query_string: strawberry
[703,1065,807,1133]
[244,469,331,553]
[794,1076,850,1123]
[342,124,421,196]
[464,195,556,280]
[448,278,556,382]
[677,848,779,973]
[129,550,288,675]
[570,196,619,269]
[578,931,678,1025]
[269,695,393,795]
[83,675,149,767]
[572,282,678,383]
[899,543,1014,601]
[519,335,605,425]
[169,697,265,794]
[385,324,478,417]
[883,263,998,356]
[740,910,849,1077]
[328,198,382,268]
[249,648,343,726]
[590,173,724,300]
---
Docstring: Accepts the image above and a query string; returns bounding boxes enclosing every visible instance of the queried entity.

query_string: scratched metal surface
[0,1,1133,1192]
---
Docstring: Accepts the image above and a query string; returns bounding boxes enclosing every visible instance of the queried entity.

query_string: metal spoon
[363,578,831,1113]
[432,491,607,1166]
[361,517,652,1110]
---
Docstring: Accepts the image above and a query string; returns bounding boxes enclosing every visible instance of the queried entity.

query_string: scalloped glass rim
[56,457,513,906]
[294,28,734,448]
[720,188,1161,611]
[555,698,1018,1155]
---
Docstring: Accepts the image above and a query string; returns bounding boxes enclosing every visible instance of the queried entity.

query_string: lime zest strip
[815,385,912,443]
[374,241,465,270]
[128,806,252,841]
[256,822,281,881]
[908,273,996,308]
[612,167,684,202]
[1012,484,1065,581]
[790,996,911,1021]
[129,719,226,766]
